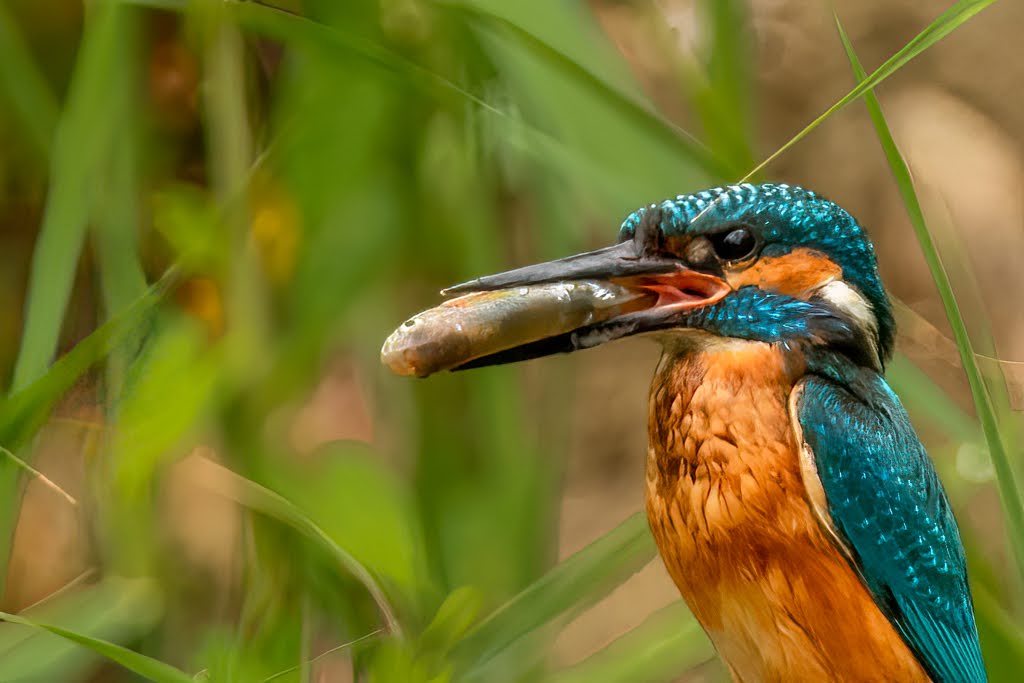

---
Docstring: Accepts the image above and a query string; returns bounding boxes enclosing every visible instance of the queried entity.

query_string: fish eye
[709,227,759,263]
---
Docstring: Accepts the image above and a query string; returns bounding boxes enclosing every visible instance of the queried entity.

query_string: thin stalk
[743,0,998,182]
[836,11,1024,588]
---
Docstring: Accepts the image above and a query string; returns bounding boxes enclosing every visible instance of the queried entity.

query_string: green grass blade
[0,269,174,451]
[834,11,1024,586]
[261,630,383,683]
[92,4,147,407]
[687,0,756,175]
[11,2,133,391]
[0,611,193,683]
[453,512,657,670]
[544,603,712,683]
[743,0,997,181]
[93,5,146,317]
[887,354,979,445]
[974,584,1024,681]
[0,269,173,594]
[123,0,724,202]
[0,3,59,160]
[198,0,516,120]
[194,458,403,637]
[448,3,730,178]
[0,445,77,507]
[0,578,165,680]
[95,145,147,316]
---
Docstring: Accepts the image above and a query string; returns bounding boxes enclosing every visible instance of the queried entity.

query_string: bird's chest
[645,341,815,621]
[645,340,805,557]
[644,340,928,682]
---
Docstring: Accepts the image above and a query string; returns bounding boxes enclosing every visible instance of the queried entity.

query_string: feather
[794,371,986,682]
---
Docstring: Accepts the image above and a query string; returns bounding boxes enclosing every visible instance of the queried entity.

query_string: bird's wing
[791,373,986,683]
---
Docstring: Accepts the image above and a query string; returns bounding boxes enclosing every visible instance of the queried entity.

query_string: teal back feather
[797,367,986,682]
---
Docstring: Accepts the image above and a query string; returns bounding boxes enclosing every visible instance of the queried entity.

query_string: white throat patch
[816,280,880,367]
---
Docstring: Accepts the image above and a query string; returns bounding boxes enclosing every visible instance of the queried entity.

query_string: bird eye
[709,227,758,262]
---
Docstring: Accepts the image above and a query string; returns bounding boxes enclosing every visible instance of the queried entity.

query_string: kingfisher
[395,183,985,681]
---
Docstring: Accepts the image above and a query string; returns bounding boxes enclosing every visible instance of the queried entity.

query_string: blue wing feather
[796,373,986,682]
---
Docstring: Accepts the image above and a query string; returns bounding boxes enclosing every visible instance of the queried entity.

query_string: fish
[381,280,655,377]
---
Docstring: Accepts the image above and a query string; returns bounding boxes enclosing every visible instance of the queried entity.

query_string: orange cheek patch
[726,248,841,297]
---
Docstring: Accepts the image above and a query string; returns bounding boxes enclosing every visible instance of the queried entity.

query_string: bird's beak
[382,240,730,377]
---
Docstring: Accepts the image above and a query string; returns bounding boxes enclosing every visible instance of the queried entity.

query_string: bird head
[442,183,894,373]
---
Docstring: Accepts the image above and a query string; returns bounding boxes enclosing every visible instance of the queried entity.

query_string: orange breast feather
[645,339,929,682]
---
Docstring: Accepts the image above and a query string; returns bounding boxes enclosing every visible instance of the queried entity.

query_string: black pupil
[711,228,756,261]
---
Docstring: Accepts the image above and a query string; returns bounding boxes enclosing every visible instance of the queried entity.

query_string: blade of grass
[0,611,193,683]
[544,603,712,683]
[124,0,534,128]
[922,199,1024,472]
[93,4,147,410]
[743,0,997,181]
[887,354,979,446]
[446,3,730,178]
[467,11,711,211]
[11,2,134,391]
[261,629,383,683]
[0,3,59,160]
[835,11,1024,586]
[190,457,403,637]
[453,512,657,671]
[265,444,435,625]
[686,0,756,176]
[93,5,146,317]
[974,583,1024,680]
[198,1,269,386]
[123,0,727,185]
[0,578,162,680]
[0,445,78,507]
[0,269,175,451]
[0,269,173,594]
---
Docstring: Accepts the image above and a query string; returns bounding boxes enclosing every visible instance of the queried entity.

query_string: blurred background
[0,0,1022,681]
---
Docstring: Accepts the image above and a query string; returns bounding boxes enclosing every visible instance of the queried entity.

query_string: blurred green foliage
[0,0,1019,681]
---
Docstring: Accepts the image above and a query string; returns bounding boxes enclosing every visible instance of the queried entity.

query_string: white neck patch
[816,280,880,367]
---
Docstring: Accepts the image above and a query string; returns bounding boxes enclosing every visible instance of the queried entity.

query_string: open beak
[381,240,730,377]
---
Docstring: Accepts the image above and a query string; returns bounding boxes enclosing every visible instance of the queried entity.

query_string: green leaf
[103,317,220,573]
[453,512,657,671]
[368,638,450,683]
[152,185,228,273]
[0,578,167,682]
[0,3,59,160]
[125,0,718,215]
[544,603,712,683]
[0,611,193,683]
[92,5,146,320]
[196,457,404,637]
[261,630,383,683]
[682,0,756,175]
[834,8,1024,590]
[973,584,1024,682]
[0,445,77,507]
[266,443,434,622]
[463,2,711,215]
[419,587,482,657]
[0,270,174,593]
[11,2,136,391]
[0,270,176,451]
[887,352,978,445]
[448,2,729,180]
[744,0,997,180]
[110,320,219,492]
